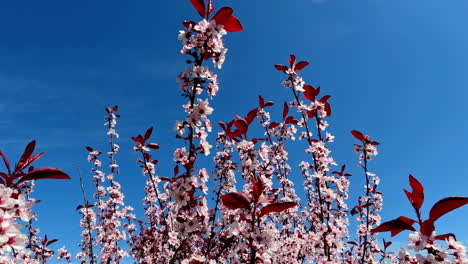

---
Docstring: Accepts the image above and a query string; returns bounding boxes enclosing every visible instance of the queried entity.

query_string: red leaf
[245,108,258,125]
[131,135,145,144]
[18,168,71,184]
[252,177,264,203]
[221,192,250,210]
[434,233,456,241]
[258,96,273,108]
[213,7,233,26]
[259,202,297,217]
[407,174,424,211]
[259,95,265,108]
[420,219,435,237]
[146,143,160,150]
[429,196,468,221]
[233,119,248,137]
[16,140,36,171]
[85,146,94,152]
[371,218,416,237]
[303,84,319,101]
[288,54,296,67]
[274,64,288,72]
[284,116,298,125]
[294,61,309,71]
[47,239,58,246]
[189,0,206,17]
[223,15,243,32]
[144,127,153,140]
[283,102,289,120]
[351,130,365,141]
[0,151,11,174]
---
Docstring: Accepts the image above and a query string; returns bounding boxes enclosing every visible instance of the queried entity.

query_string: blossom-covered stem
[184,56,204,179]
[140,152,165,218]
[77,167,96,264]
[360,150,370,264]
[259,114,289,196]
[291,82,331,258]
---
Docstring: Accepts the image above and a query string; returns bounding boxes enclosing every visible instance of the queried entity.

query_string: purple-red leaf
[274,64,288,72]
[405,174,424,211]
[221,192,250,210]
[146,143,160,150]
[223,15,243,32]
[259,202,297,217]
[283,102,289,120]
[16,140,36,171]
[434,233,456,241]
[252,177,264,203]
[144,127,153,140]
[189,0,206,17]
[351,130,365,142]
[420,219,435,237]
[371,218,416,237]
[18,168,71,184]
[0,151,11,173]
[213,7,233,26]
[429,196,468,221]
[294,61,309,71]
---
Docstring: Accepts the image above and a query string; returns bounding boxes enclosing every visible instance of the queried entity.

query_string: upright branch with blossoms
[349,130,382,263]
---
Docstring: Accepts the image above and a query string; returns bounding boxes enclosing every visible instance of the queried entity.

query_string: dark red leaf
[434,233,456,241]
[371,218,416,237]
[274,64,288,72]
[284,116,298,125]
[223,15,243,32]
[303,84,319,101]
[259,202,297,217]
[245,108,258,125]
[259,95,265,108]
[283,102,289,120]
[85,146,94,152]
[189,0,206,17]
[47,239,58,246]
[146,143,160,150]
[233,119,248,137]
[16,140,36,171]
[0,151,11,173]
[420,219,435,237]
[407,174,424,211]
[252,177,264,203]
[288,54,296,67]
[294,61,309,71]
[429,196,468,221]
[213,7,233,25]
[18,168,71,184]
[221,192,250,210]
[351,130,365,141]
[144,127,153,140]
[131,135,145,144]
[258,96,273,108]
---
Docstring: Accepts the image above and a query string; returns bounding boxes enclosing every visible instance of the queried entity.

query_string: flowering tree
[0,0,467,263]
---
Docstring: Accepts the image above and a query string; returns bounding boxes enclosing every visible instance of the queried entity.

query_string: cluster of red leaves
[371,175,468,240]
[189,0,242,32]
[0,140,70,190]
[220,177,297,218]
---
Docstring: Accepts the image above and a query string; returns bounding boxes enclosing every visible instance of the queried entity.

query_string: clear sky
[1,0,468,261]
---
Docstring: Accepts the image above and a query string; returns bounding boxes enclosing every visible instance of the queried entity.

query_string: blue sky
[1,0,468,261]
